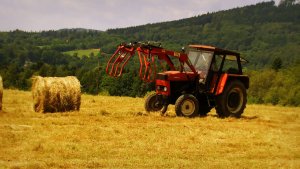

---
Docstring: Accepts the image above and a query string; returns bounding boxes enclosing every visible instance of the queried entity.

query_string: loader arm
[106,42,197,82]
[105,44,135,77]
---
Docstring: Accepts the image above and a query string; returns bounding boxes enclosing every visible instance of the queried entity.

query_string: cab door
[207,54,242,95]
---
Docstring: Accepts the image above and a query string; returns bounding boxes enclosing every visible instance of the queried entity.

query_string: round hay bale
[0,75,3,111]
[32,76,81,113]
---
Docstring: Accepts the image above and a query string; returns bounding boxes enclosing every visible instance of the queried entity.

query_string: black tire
[175,94,199,118]
[145,93,163,112]
[216,80,247,118]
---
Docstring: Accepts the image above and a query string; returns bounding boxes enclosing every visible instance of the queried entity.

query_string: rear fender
[212,74,249,95]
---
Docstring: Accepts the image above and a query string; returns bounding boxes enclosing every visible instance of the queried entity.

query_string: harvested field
[0,89,299,168]
[32,76,81,113]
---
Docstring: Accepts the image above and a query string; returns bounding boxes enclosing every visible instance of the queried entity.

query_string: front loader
[106,42,249,118]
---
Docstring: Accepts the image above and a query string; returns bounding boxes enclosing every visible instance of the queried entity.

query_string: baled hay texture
[32,76,81,113]
[0,75,2,111]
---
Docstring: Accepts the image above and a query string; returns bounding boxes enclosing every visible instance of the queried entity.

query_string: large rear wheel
[216,80,247,118]
[175,94,199,118]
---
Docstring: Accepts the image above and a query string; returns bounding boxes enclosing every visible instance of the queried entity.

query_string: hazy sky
[0,0,280,31]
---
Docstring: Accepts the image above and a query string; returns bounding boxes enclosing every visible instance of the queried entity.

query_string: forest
[0,1,299,106]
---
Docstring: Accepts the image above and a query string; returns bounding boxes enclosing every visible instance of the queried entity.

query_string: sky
[0,0,280,31]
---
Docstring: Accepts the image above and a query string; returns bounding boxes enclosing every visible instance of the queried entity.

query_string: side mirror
[181,47,185,53]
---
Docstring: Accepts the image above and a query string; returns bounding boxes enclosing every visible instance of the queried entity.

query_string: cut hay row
[0,75,2,111]
[32,76,81,113]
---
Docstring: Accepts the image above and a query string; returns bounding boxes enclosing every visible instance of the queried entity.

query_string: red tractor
[106,42,249,117]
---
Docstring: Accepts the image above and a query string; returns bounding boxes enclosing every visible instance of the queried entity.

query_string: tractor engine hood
[157,71,198,81]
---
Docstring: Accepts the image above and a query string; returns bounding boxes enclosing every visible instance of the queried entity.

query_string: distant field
[63,49,100,57]
[0,89,299,168]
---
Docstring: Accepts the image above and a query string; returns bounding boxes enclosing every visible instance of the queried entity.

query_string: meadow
[63,49,100,57]
[0,89,299,168]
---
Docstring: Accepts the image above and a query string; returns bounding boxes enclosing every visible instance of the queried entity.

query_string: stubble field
[0,89,299,168]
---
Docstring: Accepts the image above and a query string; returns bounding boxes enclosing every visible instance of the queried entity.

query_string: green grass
[63,49,100,57]
[0,89,299,168]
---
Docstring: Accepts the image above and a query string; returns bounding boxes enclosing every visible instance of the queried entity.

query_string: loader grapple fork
[106,42,162,82]
[137,47,158,82]
[106,44,135,77]
[106,42,189,82]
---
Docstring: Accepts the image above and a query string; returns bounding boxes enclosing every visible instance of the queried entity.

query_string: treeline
[0,0,299,106]
[0,41,151,96]
[0,29,122,53]
[108,1,300,69]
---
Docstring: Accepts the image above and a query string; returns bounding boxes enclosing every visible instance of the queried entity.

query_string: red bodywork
[209,73,228,95]
[158,71,198,81]
[209,73,249,95]
[156,71,198,96]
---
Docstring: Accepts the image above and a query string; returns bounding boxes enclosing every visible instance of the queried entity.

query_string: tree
[271,57,282,71]
[279,0,299,7]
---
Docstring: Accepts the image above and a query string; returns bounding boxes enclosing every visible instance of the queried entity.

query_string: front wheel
[216,80,247,118]
[175,94,199,118]
[145,93,163,112]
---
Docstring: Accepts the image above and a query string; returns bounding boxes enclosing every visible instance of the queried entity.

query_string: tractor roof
[188,45,248,63]
[189,45,239,56]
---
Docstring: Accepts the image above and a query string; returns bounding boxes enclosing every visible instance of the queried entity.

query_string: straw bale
[32,76,81,113]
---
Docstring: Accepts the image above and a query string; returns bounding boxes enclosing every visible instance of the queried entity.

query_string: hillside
[0,89,299,168]
[0,1,299,105]
[107,1,300,69]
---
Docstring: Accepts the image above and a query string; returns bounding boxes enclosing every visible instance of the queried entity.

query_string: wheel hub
[181,99,195,116]
[228,92,240,108]
[227,88,243,113]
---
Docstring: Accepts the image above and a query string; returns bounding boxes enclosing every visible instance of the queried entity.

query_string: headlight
[156,86,168,92]
[163,87,167,92]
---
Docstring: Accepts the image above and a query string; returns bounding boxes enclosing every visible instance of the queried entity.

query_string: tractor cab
[185,46,215,80]
[185,45,249,94]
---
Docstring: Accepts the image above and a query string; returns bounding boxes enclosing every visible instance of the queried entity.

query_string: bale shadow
[0,110,8,115]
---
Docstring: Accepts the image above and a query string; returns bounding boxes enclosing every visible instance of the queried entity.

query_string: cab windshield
[185,48,214,74]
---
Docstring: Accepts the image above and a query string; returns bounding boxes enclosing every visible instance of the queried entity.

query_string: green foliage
[271,57,282,71]
[107,1,300,69]
[247,64,300,106]
[0,2,299,106]
[63,49,100,58]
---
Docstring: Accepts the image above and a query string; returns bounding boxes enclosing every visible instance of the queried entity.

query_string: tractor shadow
[202,114,259,120]
[145,112,259,120]
[239,115,259,120]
